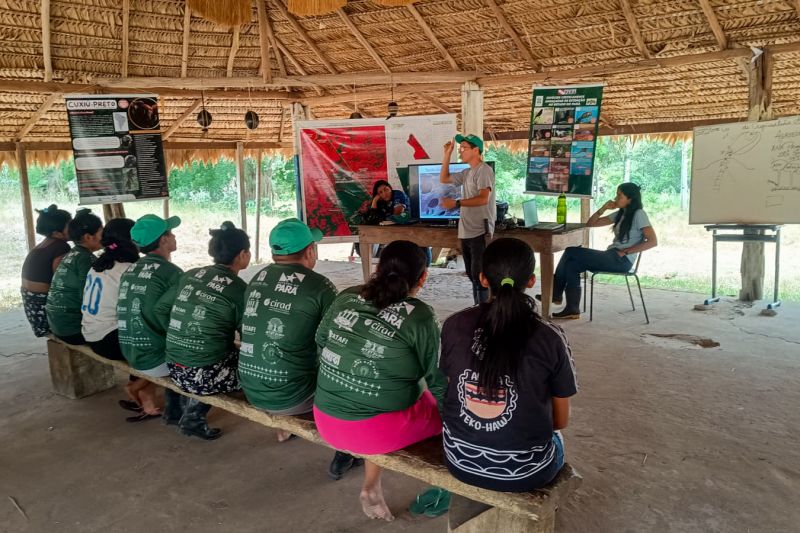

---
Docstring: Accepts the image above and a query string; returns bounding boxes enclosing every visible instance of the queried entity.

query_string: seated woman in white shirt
[81,218,157,419]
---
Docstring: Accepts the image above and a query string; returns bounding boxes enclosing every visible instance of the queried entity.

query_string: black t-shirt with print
[439,304,578,492]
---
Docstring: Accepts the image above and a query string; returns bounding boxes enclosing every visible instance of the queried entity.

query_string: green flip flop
[409,487,450,517]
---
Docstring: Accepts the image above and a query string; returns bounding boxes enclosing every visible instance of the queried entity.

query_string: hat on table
[269,218,323,255]
[131,214,181,247]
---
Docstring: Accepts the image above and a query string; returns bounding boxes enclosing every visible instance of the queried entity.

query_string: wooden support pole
[42,0,53,82]
[16,143,36,252]
[278,106,286,142]
[739,49,772,301]
[181,5,191,78]
[256,0,273,84]
[163,197,170,219]
[254,149,263,263]
[680,139,690,210]
[227,25,241,78]
[236,142,248,232]
[580,198,591,248]
[460,81,484,137]
[122,0,130,77]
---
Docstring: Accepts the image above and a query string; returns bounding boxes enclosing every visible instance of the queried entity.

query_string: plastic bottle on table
[556,193,567,224]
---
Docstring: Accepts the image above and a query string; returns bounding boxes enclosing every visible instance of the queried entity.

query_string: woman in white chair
[542,182,658,319]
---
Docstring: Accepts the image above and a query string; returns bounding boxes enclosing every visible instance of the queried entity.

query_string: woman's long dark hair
[476,238,540,390]
[361,240,426,310]
[93,218,139,273]
[67,209,103,244]
[35,204,72,237]
[209,221,250,264]
[614,182,643,244]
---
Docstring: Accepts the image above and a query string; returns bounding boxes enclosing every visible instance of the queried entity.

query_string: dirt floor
[1,260,799,533]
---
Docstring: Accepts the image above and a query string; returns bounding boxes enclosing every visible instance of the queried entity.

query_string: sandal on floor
[409,487,451,517]
[118,400,142,412]
[125,412,161,423]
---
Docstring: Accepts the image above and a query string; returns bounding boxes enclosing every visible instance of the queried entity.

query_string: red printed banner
[300,126,388,237]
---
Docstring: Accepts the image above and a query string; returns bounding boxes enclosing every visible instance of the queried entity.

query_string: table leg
[361,239,373,282]
[540,252,554,319]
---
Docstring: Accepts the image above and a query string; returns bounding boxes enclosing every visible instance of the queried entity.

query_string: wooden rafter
[0,141,292,151]
[619,0,651,59]
[15,92,62,141]
[260,4,287,77]
[698,0,727,50]
[181,5,191,78]
[418,93,455,114]
[256,0,273,83]
[406,5,458,70]
[795,0,800,20]
[162,98,203,140]
[484,0,541,71]
[121,0,130,77]
[227,25,241,77]
[336,8,390,73]
[271,0,337,74]
[273,41,323,95]
[42,0,52,81]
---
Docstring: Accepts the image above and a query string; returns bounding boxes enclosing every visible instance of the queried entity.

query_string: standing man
[238,218,362,480]
[440,134,496,304]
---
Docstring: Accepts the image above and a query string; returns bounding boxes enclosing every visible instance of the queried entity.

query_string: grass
[2,188,798,311]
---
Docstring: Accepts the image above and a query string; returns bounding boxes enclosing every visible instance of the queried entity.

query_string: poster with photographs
[65,94,169,205]
[525,84,604,198]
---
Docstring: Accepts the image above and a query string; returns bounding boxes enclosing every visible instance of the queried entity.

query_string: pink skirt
[314,390,442,455]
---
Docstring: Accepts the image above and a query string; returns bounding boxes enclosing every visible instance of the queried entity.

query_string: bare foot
[276,430,294,443]
[138,384,162,416]
[360,488,394,521]
[123,383,140,405]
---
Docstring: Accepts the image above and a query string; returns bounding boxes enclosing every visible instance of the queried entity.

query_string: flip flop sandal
[118,400,142,412]
[409,487,450,516]
[278,433,298,443]
[125,412,161,423]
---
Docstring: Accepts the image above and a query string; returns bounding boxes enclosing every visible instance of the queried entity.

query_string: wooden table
[358,223,587,318]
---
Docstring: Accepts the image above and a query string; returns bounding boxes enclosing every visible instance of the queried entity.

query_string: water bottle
[556,193,567,224]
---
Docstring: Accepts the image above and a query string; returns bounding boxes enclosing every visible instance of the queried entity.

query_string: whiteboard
[689,116,800,224]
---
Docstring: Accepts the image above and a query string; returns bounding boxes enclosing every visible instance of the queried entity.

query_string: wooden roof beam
[418,93,455,114]
[162,98,203,140]
[15,93,62,141]
[484,0,541,71]
[698,0,727,50]
[406,5,459,70]
[227,26,241,77]
[0,141,293,151]
[794,0,800,20]
[303,84,462,106]
[122,0,130,77]
[181,5,191,77]
[274,40,324,95]
[42,0,53,82]
[619,0,651,59]
[271,0,337,74]
[256,0,273,83]
[260,4,287,77]
[336,8,390,73]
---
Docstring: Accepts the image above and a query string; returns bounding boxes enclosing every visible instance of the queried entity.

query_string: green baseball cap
[131,214,181,247]
[269,218,323,255]
[455,133,484,154]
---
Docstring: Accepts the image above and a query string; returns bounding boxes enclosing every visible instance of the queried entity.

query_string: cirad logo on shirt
[333,309,359,331]
[274,272,305,295]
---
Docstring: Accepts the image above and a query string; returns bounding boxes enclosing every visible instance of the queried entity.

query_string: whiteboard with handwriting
[690,116,800,224]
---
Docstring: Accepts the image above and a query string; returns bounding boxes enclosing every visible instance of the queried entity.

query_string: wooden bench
[47,337,581,532]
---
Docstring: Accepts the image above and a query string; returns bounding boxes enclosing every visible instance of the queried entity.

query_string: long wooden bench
[47,337,581,533]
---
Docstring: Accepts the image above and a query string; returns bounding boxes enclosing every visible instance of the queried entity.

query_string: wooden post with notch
[236,142,247,232]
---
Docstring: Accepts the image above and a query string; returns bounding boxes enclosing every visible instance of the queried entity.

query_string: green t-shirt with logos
[238,263,337,411]
[117,254,183,371]
[313,286,446,421]
[161,264,246,368]
[47,245,95,338]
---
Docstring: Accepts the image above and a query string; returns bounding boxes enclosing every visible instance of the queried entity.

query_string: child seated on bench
[439,238,578,492]
[47,209,104,345]
[160,221,250,440]
[313,240,446,521]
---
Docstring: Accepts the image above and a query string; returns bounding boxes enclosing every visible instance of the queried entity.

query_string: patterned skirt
[21,288,49,337]
[168,349,240,396]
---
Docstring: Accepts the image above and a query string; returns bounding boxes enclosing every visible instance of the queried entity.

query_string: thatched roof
[1,0,799,166]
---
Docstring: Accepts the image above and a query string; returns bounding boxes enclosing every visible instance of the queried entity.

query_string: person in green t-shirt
[313,240,446,521]
[47,209,103,345]
[239,218,361,480]
[160,221,250,440]
[119,214,184,423]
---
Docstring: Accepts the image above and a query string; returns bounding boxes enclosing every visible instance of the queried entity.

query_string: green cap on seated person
[131,214,182,247]
[455,133,484,154]
[269,218,323,255]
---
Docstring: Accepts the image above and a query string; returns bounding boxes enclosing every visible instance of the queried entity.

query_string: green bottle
[556,193,567,224]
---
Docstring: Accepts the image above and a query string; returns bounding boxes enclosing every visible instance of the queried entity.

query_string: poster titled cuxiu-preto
[65,94,169,205]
